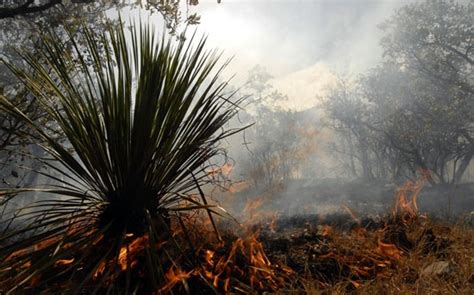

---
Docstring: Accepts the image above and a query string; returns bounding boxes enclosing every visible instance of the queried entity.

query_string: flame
[91,235,150,280]
[118,247,128,271]
[55,258,75,266]
[159,266,193,293]
[392,169,429,221]
[196,232,283,292]
[94,261,106,279]
[377,240,402,260]
[350,279,362,289]
[5,222,91,271]
[118,235,148,271]
[34,237,59,252]
[321,225,333,237]
[248,235,271,267]
[205,249,215,263]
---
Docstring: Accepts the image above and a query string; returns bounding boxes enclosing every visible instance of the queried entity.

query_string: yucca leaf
[0,17,244,293]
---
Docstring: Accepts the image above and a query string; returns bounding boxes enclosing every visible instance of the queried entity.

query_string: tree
[380,0,473,94]
[0,0,115,191]
[325,0,474,185]
[0,0,207,34]
[237,66,320,188]
[362,63,470,184]
[379,0,474,183]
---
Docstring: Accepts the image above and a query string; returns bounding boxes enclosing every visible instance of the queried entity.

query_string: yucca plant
[0,19,243,293]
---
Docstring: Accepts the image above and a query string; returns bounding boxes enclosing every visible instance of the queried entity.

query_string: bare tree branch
[0,0,63,19]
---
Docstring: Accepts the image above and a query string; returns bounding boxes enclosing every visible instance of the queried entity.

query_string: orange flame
[377,240,402,260]
[248,235,272,268]
[55,258,75,266]
[92,235,150,279]
[118,235,148,271]
[197,232,282,292]
[94,261,106,279]
[158,266,193,293]
[321,225,333,237]
[392,169,430,220]
[205,249,215,267]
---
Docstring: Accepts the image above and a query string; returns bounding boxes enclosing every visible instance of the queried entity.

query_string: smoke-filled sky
[190,0,415,110]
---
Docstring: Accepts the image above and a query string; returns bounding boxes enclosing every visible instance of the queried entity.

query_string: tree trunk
[453,149,474,184]
[346,134,357,178]
[359,140,373,180]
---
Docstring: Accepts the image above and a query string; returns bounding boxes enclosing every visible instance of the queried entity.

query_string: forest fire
[118,235,148,271]
[1,170,472,294]
[159,267,193,293]
[392,170,430,222]
[189,226,290,292]
[1,0,473,294]
[54,258,75,266]
[377,240,403,260]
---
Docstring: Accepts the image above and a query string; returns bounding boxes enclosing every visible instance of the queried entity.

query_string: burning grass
[2,212,472,294]
[258,214,474,294]
[1,170,474,294]
[157,171,473,293]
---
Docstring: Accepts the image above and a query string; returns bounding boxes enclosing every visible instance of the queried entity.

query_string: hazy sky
[188,0,415,109]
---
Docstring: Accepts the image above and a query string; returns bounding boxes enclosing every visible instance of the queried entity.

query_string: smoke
[191,0,474,220]
[196,0,413,86]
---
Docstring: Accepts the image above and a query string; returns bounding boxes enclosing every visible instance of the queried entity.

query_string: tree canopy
[0,0,209,33]
[325,0,473,184]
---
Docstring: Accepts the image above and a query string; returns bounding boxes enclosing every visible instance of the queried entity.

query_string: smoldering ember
[0,0,473,294]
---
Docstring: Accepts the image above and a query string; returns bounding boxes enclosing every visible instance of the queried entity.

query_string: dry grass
[297,218,474,295]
